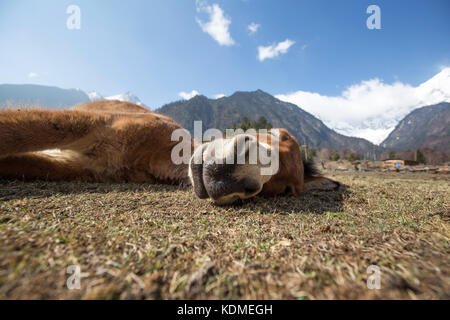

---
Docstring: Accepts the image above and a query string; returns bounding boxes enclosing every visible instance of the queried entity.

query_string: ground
[0,172,448,300]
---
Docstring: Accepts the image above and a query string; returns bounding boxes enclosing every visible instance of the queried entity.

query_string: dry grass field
[0,172,449,300]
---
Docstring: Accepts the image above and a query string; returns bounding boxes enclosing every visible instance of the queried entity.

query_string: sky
[0,0,449,142]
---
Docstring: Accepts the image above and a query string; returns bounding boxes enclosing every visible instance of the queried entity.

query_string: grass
[0,172,448,299]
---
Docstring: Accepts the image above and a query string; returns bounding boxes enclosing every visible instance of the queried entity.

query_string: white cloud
[301,44,308,50]
[276,68,450,144]
[258,39,295,62]
[247,22,260,35]
[213,93,226,99]
[28,72,39,78]
[196,2,235,46]
[179,90,200,100]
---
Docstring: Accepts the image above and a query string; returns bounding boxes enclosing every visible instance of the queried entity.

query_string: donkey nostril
[244,187,259,194]
[243,179,261,195]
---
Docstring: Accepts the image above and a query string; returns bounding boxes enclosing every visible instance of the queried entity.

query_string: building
[382,159,419,169]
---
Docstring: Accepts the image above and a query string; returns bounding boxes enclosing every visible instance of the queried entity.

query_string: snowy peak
[87,91,145,106]
[415,68,450,106]
[87,91,104,101]
[105,92,144,106]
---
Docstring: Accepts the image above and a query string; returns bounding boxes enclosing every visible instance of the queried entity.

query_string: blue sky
[0,0,449,111]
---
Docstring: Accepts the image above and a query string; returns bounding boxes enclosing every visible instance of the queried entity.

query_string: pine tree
[347,153,356,162]
[415,149,426,164]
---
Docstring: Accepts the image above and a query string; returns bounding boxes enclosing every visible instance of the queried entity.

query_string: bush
[331,152,340,161]
[229,116,272,131]
[301,146,317,160]
[347,153,356,162]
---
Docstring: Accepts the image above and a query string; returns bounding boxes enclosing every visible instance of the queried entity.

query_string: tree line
[227,117,449,165]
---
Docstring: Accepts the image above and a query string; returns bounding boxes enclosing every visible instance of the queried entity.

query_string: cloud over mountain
[258,39,295,62]
[179,90,200,100]
[277,68,450,144]
[28,72,39,79]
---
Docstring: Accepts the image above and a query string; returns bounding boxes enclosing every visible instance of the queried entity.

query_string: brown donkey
[0,100,337,204]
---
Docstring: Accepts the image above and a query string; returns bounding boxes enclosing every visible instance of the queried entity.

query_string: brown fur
[258,129,339,194]
[258,129,305,196]
[0,101,190,183]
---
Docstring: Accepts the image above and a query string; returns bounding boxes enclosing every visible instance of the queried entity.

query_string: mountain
[0,84,146,109]
[0,84,89,109]
[157,90,381,157]
[381,102,450,152]
[104,92,144,106]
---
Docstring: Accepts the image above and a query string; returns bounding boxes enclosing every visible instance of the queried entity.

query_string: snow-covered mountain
[415,67,450,106]
[87,91,104,101]
[88,91,145,106]
[105,92,144,106]
[277,67,450,145]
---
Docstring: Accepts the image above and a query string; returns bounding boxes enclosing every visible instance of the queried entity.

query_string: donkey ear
[304,177,340,192]
[189,143,209,199]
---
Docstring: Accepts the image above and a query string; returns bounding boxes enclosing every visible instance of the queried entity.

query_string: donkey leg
[0,109,109,158]
[0,153,95,182]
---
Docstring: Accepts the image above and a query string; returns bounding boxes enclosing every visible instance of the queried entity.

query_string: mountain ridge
[2,83,448,154]
[381,102,450,152]
[156,89,381,157]
[0,84,90,109]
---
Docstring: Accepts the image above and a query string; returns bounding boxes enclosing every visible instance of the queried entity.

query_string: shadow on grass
[0,179,349,215]
[0,179,190,202]
[219,184,350,215]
